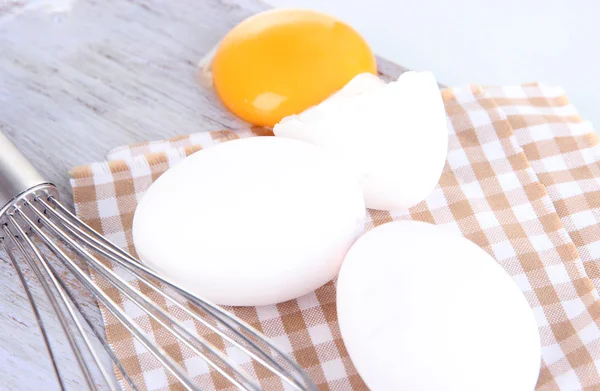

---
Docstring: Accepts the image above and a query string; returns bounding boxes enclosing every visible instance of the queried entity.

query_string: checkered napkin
[69,84,600,391]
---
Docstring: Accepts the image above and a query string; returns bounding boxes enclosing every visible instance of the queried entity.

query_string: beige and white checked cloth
[70,83,600,391]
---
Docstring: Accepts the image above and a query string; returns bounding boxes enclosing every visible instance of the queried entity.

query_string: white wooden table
[0,1,407,389]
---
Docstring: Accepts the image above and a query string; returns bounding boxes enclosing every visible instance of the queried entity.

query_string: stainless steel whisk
[0,131,316,391]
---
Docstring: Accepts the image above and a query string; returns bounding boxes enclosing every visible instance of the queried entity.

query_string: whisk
[0,131,316,391]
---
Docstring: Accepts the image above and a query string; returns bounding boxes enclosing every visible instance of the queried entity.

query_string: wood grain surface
[0,0,407,389]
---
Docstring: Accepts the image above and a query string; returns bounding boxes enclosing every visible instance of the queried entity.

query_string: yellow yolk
[212,9,377,127]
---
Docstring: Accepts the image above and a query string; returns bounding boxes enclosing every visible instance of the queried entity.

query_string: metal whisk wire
[0,131,315,391]
[2,216,122,391]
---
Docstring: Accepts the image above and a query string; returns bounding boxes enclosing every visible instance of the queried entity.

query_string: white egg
[133,137,366,306]
[274,71,448,211]
[337,221,541,391]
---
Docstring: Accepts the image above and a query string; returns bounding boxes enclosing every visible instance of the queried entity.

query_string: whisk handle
[0,131,48,209]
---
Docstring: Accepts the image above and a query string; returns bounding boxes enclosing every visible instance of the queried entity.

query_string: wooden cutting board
[0,1,409,389]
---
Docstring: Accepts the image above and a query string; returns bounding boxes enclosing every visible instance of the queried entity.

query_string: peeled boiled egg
[337,221,541,391]
[132,137,366,306]
[211,9,377,127]
[274,71,448,211]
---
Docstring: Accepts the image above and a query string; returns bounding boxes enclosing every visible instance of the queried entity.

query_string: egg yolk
[212,9,377,127]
